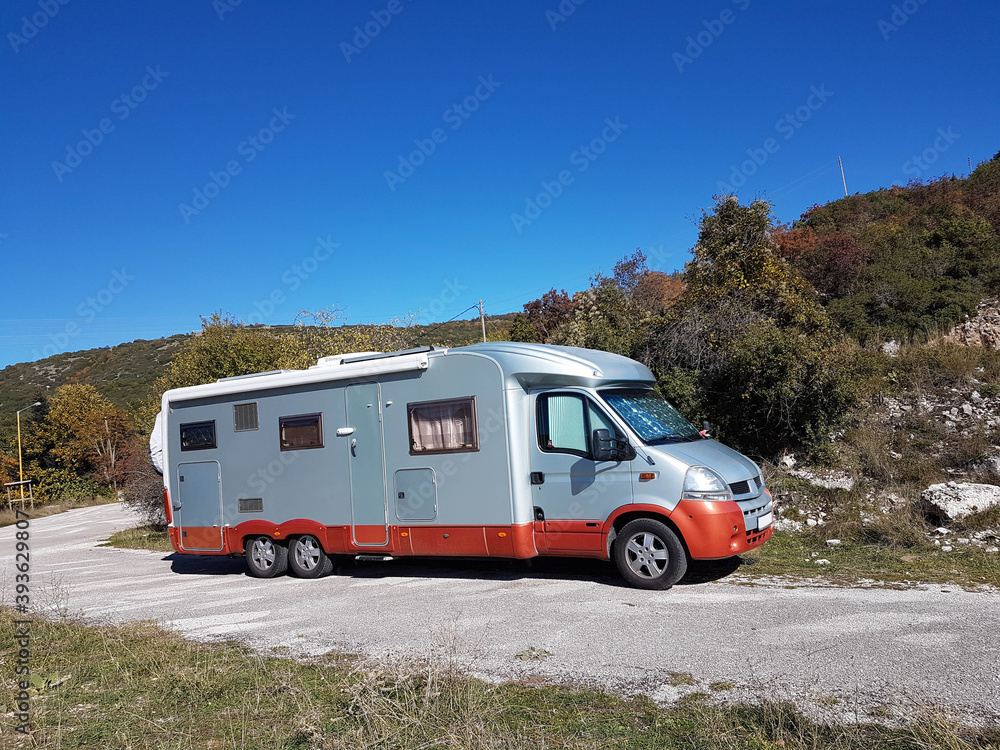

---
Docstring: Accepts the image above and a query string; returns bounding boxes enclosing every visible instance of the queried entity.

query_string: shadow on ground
[167,551,747,587]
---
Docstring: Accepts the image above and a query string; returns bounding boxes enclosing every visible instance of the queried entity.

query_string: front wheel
[288,535,334,579]
[613,518,687,590]
[245,535,288,578]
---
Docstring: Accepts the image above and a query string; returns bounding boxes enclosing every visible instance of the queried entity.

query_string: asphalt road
[4,503,999,725]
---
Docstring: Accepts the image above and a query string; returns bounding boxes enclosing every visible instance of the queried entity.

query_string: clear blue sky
[2,0,998,367]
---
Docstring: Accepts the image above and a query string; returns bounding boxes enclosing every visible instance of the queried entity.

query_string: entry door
[176,461,223,551]
[346,383,389,545]
[530,392,633,532]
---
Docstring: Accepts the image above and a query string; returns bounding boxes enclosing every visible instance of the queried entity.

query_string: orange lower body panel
[175,521,538,559]
[668,497,772,559]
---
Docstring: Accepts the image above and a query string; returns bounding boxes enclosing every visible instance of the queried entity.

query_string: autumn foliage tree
[24,384,135,497]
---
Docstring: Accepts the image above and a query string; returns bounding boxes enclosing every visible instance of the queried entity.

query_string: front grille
[730,475,763,496]
[746,526,772,545]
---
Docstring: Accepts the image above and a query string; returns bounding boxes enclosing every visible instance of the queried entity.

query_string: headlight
[682,466,733,503]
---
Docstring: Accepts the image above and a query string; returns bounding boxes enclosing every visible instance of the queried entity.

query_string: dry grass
[3,609,999,749]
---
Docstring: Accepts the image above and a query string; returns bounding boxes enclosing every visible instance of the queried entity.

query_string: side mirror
[701,420,712,438]
[593,429,632,462]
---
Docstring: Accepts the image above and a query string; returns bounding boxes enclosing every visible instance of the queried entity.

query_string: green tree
[508,313,540,343]
[641,196,855,456]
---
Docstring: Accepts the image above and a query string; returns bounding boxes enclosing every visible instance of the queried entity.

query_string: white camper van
[151,343,773,589]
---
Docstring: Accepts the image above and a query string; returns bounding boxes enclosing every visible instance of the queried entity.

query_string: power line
[402,304,480,349]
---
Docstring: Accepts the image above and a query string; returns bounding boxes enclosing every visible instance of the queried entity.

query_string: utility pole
[838,156,848,198]
[478,300,487,343]
[969,157,973,176]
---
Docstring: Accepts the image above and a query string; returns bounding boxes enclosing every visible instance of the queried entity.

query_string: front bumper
[668,489,774,559]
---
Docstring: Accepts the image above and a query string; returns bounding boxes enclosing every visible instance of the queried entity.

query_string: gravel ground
[4,503,999,726]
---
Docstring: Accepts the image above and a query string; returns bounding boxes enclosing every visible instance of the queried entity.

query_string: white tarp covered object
[149,411,164,475]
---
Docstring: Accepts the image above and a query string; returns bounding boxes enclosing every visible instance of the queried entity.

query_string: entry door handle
[530,472,544,485]
[351,438,357,457]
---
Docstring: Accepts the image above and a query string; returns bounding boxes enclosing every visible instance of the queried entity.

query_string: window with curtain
[279,413,324,451]
[537,394,588,455]
[407,397,479,454]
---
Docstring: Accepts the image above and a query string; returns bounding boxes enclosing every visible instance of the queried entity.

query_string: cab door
[529,391,633,552]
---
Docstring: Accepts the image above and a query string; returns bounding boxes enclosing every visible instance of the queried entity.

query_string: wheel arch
[605,506,690,560]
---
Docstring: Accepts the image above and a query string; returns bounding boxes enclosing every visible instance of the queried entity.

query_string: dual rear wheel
[244,534,333,579]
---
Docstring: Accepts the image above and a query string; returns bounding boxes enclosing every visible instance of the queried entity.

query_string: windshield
[599,388,701,443]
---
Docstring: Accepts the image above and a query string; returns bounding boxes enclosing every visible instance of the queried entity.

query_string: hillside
[0,314,517,437]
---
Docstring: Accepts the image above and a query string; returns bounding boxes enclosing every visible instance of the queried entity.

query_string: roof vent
[312,352,383,369]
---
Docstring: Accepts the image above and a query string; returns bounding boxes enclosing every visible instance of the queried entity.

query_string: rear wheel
[245,535,288,578]
[288,534,334,579]
[613,518,687,590]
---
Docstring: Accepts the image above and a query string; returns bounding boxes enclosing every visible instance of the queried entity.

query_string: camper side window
[279,413,324,451]
[537,394,620,459]
[408,397,479,455]
[537,394,588,456]
[180,420,217,451]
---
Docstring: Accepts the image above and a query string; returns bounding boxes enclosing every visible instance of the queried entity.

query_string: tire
[288,534,334,579]
[245,535,288,578]
[613,518,687,590]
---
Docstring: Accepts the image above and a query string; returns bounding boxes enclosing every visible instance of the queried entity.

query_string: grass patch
[737,530,1000,588]
[0,496,115,528]
[3,608,998,749]
[100,524,172,552]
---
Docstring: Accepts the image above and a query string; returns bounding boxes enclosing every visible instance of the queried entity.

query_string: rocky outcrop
[920,481,1000,521]
[942,299,1000,349]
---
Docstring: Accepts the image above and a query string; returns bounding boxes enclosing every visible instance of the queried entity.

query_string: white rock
[882,340,900,356]
[941,545,954,552]
[934,540,941,546]
[826,539,842,546]
[921,482,1000,521]
[806,518,818,527]
[779,454,797,469]
[787,469,855,492]
[958,538,970,544]
[814,559,831,565]
[936,527,951,535]
[986,547,999,554]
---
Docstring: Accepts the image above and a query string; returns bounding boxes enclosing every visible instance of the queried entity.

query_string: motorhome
[150,342,773,589]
